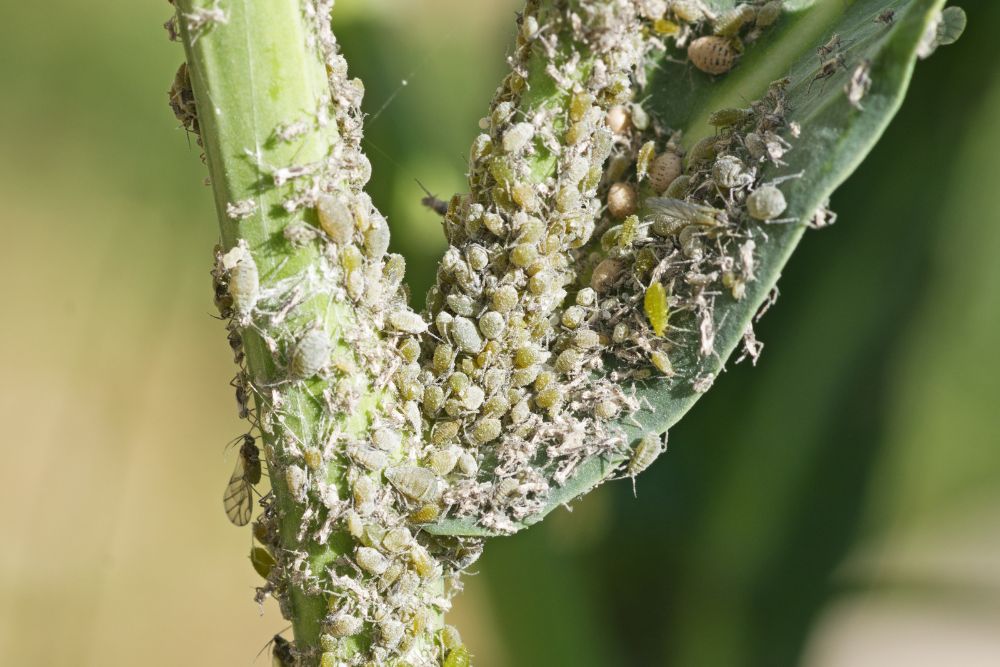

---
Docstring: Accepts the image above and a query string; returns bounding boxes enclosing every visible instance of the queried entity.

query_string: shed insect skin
[223,434,261,527]
[808,54,848,94]
[816,33,845,60]
[845,59,873,110]
[874,9,895,26]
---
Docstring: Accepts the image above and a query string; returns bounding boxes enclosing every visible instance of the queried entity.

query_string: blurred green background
[2,1,999,665]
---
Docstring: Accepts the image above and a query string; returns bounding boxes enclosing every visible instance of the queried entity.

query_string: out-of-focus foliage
[0,1,997,666]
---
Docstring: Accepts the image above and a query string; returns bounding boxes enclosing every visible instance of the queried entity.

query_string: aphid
[628,433,666,479]
[643,282,669,337]
[590,258,623,293]
[636,141,657,182]
[649,152,683,193]
[168,62,199,136]
[746,184,787,221]
[250,545,276,579]
[808,54,847,94]
[686,135,720,167]
[231,373,251,419]
[385,465,442,503]
[845,59,872,110]
[712,154,753,190]
[502,122,535,153]
[472,417,502,444]
[672,0,707,23]
[756,1,783,28]
[443,646,471,667]
[708,107,752,129]
[664,173,692,199]
[387,310,428,334]
[649,349,674,376]
[222,242,259,322]
[223,434,261,526]
[647,197,728,226]
[290,327,330,379]
[316,194,355,244]
[688,36,739,75]
[271,635,295,667]
[630,103,650,131]
[363,215,391,259]
[874,9,895,25]
[605,105,630,134]
[327,614,363,638]
[450,316,484,354]
[714,5,756,37]
[607,182,637,219]
[355,546,390,575]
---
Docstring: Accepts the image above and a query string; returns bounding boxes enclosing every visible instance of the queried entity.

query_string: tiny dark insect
[271,635,294,667]
[227,329,244,365]
[223,434,261,526]
[875,9,895,25]
[417,181,448,216]
[231,373,252,420]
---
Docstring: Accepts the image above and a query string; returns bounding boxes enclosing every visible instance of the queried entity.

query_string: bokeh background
[2,1,999,665]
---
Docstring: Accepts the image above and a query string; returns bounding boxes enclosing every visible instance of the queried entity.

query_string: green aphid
[708,106,753,128]
[250,546,276,579]
[643,282,669,336]
[443,646,471,667]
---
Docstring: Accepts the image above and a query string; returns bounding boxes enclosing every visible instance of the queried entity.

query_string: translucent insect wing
[223,456,253,526]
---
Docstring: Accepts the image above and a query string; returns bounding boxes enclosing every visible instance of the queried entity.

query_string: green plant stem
[176,0,360,657]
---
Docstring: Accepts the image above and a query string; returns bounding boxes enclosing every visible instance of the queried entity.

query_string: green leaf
[428,0,952,537]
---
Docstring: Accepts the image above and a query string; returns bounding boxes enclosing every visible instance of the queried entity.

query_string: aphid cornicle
[223,434,261,526]
[688,36,739,75]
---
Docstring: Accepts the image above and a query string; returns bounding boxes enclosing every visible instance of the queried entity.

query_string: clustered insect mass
[170,0,903,664]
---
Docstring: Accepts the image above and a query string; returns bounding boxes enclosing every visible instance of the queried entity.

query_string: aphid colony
[580,75,800,395]
[194,0,822,664]
[655,1,787,75]
[203,2,479,664]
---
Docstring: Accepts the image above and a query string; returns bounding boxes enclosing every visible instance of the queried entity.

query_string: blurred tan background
[1,1,999,666]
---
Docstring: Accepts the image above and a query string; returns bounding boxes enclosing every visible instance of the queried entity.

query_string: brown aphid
[168,62,199,137]
[231,373,252,419]
[688,36,739,75]
[607,182,637,219]
[649,152,683,193]
[223,434,261,526]
[272,635,295,667]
